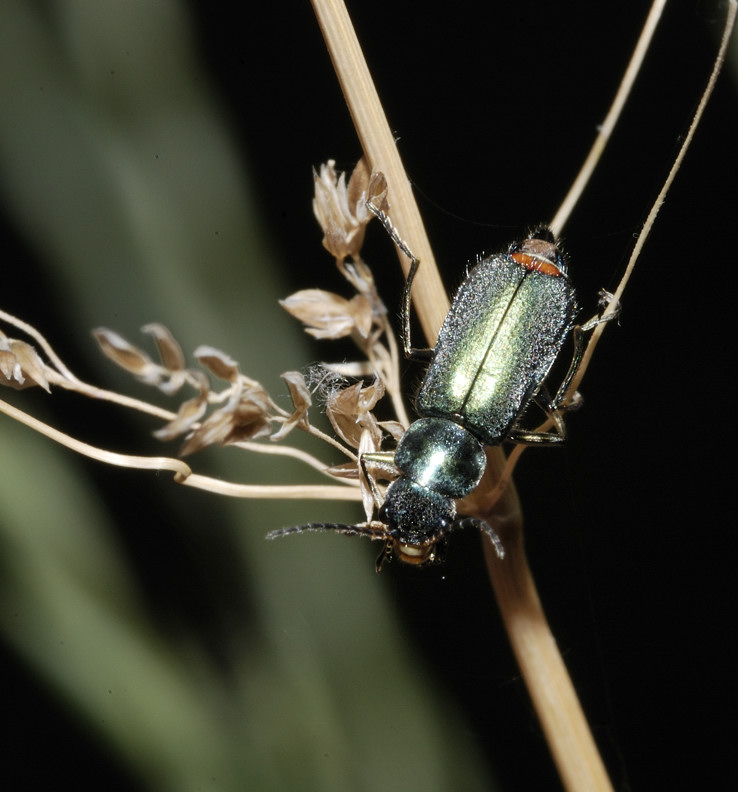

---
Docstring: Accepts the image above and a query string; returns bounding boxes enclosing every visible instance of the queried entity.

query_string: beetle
[267,207,617,570]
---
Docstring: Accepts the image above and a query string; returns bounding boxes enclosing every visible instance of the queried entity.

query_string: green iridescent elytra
[416,252,576,446]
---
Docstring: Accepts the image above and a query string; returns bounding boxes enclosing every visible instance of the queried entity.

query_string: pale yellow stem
[0,396,364,501]
[310,2,613,792]
[549,0,668,236]
[310,0,449,345]
[484,537,613,792]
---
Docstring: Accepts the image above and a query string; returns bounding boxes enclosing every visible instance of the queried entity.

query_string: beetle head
[509,227,568,277]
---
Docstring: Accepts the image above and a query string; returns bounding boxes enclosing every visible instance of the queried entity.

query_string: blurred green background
[0,2,495,790]
[1,2,736,790]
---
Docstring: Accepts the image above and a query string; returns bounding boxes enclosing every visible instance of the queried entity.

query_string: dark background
[2,1,736,790]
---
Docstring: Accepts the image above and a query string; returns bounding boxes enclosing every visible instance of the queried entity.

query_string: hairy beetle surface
[268,222,613,569]
[416,231,577,446]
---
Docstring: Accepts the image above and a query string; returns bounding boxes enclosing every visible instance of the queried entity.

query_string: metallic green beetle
[269,212,614,569]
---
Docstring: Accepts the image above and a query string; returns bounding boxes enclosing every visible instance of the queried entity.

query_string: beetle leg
[360,450,399,510]
[367,200,435,361]
[583,289,622,331]
[360,450,399,476]
[456,517,505,559]
[401,254,435,361]
[508,288,617,443]
[551,290,621,410]
[506,388,568,445]
[508,426,566,445]
[374,540,395,572]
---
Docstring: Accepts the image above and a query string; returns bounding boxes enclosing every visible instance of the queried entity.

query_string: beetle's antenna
[266,522,389,541]
[457,518,505,559]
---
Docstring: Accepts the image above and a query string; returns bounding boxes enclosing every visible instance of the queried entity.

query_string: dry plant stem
[478,451,612,792]
[0,308,80,383]
[47,369,180,423]
[310,0,448,344]
[483,536,613,792]
[482,5,736,790]
[567,0,737,399]
[549,0,668,236]
[0,396,363,501]
[18,367,362,489]
[481,0,736,493]
[235,438,358,472]
[311,1,613,790]
[2,306,362,492]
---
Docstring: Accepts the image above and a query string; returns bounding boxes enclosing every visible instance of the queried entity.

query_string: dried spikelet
[90,161,404,499]
[93,327,189,394]
[179,386,274,456]
[271,372,312,440]
[279,290,372,339]
[94,324,323,457]
[0,331,50,392]
[312,158,387,264]
[325,377,384,451]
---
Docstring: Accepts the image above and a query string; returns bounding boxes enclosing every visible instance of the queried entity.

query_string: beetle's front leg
[366,200,435,362]
[360,450,400,511]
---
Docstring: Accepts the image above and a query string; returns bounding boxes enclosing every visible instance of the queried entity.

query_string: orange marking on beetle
[510,251,563,277]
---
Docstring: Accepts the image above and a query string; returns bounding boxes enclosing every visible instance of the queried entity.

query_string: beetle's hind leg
[508,391,568,445]
[367,200,435,362]
[551,289,621,411]
[509,291,620,446]
[582,289,621,332]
